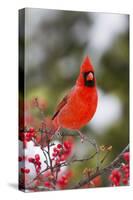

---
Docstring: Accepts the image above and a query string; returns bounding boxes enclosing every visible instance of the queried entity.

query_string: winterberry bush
[19,98,129,191]
[109,152,129,186]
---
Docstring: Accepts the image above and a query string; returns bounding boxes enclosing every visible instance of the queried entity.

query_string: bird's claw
[77,130,85,143]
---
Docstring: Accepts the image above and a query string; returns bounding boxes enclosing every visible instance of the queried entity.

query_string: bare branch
[71,144,129,189]
[27,151,98,187]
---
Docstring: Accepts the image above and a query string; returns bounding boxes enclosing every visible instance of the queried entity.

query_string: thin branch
[100,151,110,164]
[41,148,49,168]
[68,152,97,164]
[27,151,98,187]
[71,144,129,189]
[27,167,49,186]
[34,97,45,119]
[47,141,53,173]
[47,141,56,188]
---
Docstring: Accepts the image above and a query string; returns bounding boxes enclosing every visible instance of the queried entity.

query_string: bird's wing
[52,87,74,120]
[52,94,69,120]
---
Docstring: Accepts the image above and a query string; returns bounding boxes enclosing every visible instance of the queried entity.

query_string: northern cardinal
[52,56,98,140]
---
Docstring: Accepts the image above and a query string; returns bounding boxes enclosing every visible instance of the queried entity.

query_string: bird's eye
[86,72,94,81]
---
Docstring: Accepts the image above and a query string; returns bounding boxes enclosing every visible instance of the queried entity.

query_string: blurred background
[19,8,129,187]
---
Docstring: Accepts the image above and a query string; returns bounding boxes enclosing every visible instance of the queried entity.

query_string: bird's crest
[80,56,94,73]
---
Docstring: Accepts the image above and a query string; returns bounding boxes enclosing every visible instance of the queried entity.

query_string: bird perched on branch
[52,56,98,141]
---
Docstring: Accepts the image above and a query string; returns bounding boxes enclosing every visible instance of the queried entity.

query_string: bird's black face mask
[83,71,95,87]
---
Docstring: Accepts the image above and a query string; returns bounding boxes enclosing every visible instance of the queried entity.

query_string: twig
[71,144,129,189]
[41,148,49,168]
[27,167,49,186]
[69,152,97,164]
[47,142,53,173]
[47,141,56,188]
[27,151,98,187]
[34,97,45,119]
[100,151,110,164]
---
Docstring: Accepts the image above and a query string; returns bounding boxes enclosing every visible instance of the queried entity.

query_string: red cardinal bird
[52,56,98,140]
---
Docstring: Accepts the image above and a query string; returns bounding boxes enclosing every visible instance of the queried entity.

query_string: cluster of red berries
[19,155,25,162]
[20,167,30,174]
[109,169,121,186]
[43,170,72,189]
[19,127,35,148]
[109,152,129,186]
[121,152,129,185]
[52,141,72,165]
[58,175,68,188]
[19,156,30,174]
[44,181,52,188]
[57,171,72,189]
[28,154,41,174]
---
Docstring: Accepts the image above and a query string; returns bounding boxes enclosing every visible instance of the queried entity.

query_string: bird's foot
[77,131,100,170]
[77,130,85,143]
[56,126,62,135]
[51,127,61,140]
[86,136,100,170]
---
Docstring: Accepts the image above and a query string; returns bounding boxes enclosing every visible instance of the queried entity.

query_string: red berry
[121,164,127,171]
[58,175,69,188]
[109,169,121,186]
[121,164,129,175]
[29,127,35,133]
[53,147,57,152]
[125,172,129,178]
[112,170,121,180]
[52,152,57,157]
[26,132,30,137]
[25,132,31,141]
[123,152,129,163]
[122,178,128,185]
[53,148,59,155]
[20,168,30,174]
[29,127,35,137]
[63,141,71,149]
[62,175,67,180]
[35,154,40,161]
[44,181,51,187]
[56,159,60,165]
[63,179,68,184]
[58,179,64,185]
[28,157,35,163]
[19,156,23,162]
[57,144,62,149]
[20,168,25,173]
[19,132,25,141]
[60,154,65,161]
[25,168,30,174]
